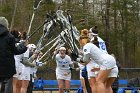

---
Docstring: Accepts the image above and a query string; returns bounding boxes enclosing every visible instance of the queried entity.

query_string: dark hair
[94,25,97,29]
[21,32,27,40]
[92,26,98,34]
[92,36,99,48]
[10,29,21,39]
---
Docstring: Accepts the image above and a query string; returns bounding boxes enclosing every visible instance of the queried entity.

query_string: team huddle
[53,27,119,93]
[0,17,118,93]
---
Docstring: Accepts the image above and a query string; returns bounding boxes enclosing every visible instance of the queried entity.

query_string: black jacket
[0,25,27,78]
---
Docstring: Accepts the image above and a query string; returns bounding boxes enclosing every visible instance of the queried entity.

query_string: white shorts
[13,69,22,79]
[18,66,31,81]
[87,60,99,78]
[18,73,30,81]
[13,63,23,79]
[56,69,71,80]
[108,65,118,77]
[100,55,116,70]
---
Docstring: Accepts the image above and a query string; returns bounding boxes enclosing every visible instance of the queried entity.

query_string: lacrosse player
[55,47,74,93]
[75,63,88,93]
[78,29,91,93]
[12,44,36,93]
[81,39,118,93]
[89,26,108,54]
[88,26,119,93]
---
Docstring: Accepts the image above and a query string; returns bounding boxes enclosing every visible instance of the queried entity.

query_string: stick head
[27,44,37,50]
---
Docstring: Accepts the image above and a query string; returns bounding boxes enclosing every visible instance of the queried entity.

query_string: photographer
[0,17,27,93]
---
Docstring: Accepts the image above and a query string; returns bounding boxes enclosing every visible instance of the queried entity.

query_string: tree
[105,0,111,52]
[10,0,18,30]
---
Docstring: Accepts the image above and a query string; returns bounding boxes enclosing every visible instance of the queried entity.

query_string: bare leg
[89,77,96,93]
[20,80,29,93]
[64,80,70,93]
[105,78,116,93]
[58,79,64,93]
[16,80,21,93]
[95,69,111,93]
[80,79,88,93]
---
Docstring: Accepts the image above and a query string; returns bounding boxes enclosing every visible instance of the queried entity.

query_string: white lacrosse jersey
[14,42,29,71]
[97,36,108,53]
[55,54,73,70]
[14,47,30,79]
[14,54,23,67]
[21,49,31,73]
[83,43,109,65]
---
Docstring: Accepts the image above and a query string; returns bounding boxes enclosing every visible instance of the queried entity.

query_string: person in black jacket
[0,17,27,93]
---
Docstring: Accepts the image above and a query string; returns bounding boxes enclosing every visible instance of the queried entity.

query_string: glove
[71,52,78,61]
[36,61,43,67]
[21,58,35,67]
[69,68,73,71]
[76,57,85,63]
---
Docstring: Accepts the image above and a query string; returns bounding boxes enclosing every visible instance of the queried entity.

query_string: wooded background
[1,0,140,79]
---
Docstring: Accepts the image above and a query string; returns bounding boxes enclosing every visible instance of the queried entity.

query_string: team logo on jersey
[84,49,87,52]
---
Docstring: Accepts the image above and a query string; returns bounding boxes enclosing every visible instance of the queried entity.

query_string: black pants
[0,77,12,93]
[4,78,13,93]
[0,82,4,93]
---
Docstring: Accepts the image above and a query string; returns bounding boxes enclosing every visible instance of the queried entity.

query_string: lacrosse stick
[56,11,75,51]
[59,30,73,50]
[39,30,66,60]
[36,13,57,50]
[67,11,79,55]
[39,35,60,51]
[36,20,55,50]
[51,39,65,59]
[57,10,79,55]
[39,37,60,61]
[56,10,71,30]
[27,0,44,37]
[39,36,54,50]
[26,21,47,41]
